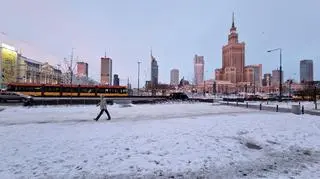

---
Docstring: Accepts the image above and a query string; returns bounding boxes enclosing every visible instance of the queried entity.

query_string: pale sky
[0,0,319,87]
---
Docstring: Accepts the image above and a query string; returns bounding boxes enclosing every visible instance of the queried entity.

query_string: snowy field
[0,103,320,178]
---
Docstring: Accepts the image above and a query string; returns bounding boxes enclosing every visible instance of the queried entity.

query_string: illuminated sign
[1,47,17,83]
[1,43,16,51]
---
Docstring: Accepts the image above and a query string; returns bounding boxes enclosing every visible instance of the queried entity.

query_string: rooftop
[22,56,43,65]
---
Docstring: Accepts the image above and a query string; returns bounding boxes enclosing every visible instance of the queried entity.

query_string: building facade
[18,56,61,84]
[262,73,272,87]
[40,62,62,84]
[300,59,313,83]
[170,69,179,86]
[243,64,262,87]
[113,74,120,86]
[100,57,112,85]
[271,69,284,87]
[215,14,245,83]
[0,43,18,88]
[77,62,88,78]
[16,55,42,84]
[151,52,158,87]
[194,55,204,85]
[0,43,62,87]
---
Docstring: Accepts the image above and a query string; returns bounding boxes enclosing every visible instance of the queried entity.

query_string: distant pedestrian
[94,95,111,121]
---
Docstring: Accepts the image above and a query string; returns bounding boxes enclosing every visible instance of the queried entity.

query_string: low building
[40,62,62,84]
[0,43,18,88]
[16,55,42,84]
[1,43,62,86]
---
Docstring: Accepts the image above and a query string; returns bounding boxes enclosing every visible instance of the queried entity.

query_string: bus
[6,83,128,97]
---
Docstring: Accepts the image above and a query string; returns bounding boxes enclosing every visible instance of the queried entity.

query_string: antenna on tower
[232,12,235,28]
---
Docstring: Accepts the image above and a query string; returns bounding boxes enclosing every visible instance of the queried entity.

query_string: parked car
[168,92,189,101]
[0,91,31,103]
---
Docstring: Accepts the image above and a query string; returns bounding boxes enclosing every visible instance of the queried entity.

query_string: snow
[0,102,253,125]
[0,103,320,178]
[230,101,320,112]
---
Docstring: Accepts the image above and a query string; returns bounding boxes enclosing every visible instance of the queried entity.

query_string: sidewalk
[219,101,320,116]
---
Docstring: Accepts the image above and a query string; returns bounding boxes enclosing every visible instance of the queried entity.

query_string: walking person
[94,95,111,121]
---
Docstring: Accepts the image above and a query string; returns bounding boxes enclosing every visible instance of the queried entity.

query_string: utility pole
[245,84,248,98]
[70,48,74,104]
[279,49,282,101]
[253,69,256,95]
[127,77,131,96]
[314,82,317,110]
[137,61,141,96]
[203,70,208,97]
[70,49,73,85]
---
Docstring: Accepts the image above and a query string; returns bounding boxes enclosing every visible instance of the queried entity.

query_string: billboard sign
[1,46,17,85]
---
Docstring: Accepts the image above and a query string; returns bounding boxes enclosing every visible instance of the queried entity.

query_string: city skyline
[1,0,320,87]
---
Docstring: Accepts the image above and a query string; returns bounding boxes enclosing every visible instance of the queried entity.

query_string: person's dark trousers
[104,109,111,120]
[94,109,111,121]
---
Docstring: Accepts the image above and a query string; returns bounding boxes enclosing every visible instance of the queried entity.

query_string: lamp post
[245,84,248,99]
[203,70,208,97]
[267,48,282,101]
[253,68,256,95]
[137,61,141,96]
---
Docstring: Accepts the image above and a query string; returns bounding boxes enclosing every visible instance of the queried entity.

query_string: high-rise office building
[100,57,112,85]
[244,64,262,87]
[194,55,204,85]
[271,69,284,87]
[150,51,158,87]
[76,62,88,78]
[262,73,272,87]
[170,69,179,86]
[300,59,313,83]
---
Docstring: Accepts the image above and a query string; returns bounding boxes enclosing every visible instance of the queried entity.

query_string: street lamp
[267,48,282,101]
[203,70,208,97]
[253,68,256,95]
[137,61,141,96]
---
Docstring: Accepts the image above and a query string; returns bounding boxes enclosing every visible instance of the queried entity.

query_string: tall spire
[232,12,235,28]
[230,12,237,33]
[150,47,155,61]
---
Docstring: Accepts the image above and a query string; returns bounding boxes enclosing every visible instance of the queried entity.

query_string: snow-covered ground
[0,102,253,125]
[0,103,320,178]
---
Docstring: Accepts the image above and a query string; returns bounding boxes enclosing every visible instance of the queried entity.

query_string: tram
[6,83,128,97]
